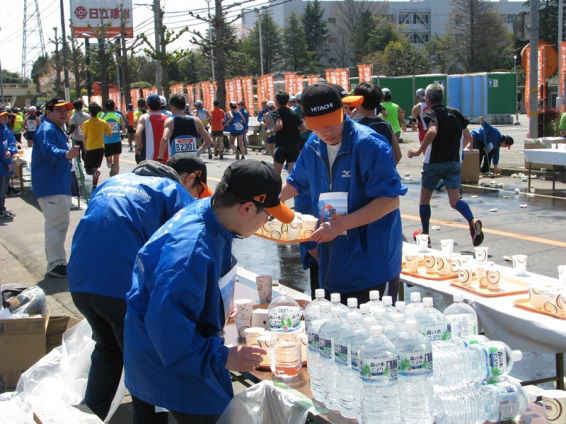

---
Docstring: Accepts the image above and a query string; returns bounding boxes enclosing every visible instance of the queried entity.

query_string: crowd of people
[0,79,520,423]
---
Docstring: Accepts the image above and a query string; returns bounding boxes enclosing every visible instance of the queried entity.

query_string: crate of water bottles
[303,288,534,424]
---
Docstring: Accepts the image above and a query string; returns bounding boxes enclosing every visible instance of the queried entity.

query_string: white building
[242,0,526,48]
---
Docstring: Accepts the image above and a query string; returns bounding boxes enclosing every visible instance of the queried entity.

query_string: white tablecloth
[401,244,566,353]
[523,148,566,166]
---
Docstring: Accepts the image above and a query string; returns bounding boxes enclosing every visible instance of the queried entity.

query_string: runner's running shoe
[470,218,484,246]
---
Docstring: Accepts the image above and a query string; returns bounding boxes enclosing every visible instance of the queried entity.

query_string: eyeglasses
[255,203,275,221]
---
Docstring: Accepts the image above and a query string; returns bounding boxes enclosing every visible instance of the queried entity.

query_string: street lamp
[513,54,519,125]
[255,8,264,76]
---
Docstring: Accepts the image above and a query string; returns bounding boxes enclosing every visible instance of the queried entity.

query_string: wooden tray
[401,264,458,281]
[514,298,566,320]
[451,275,528,297]
[253,232,312,244]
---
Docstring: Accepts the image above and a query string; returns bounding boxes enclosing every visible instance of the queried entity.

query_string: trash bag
[1,285,47,316]
[217,381,309,424]
[14,319,126,423]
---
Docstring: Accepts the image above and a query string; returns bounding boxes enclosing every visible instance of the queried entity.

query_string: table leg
[528,163,532,192]
[552,167,556,192]
[557,353,564,390]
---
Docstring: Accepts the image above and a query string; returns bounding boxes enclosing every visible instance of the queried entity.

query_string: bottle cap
[453,293,464,303]
[371,325,383,336]
[369,290,379,300]
[382,296,392,306]
[423,297,433,307]
[330,293,341,303]
[347,298,358,308]
[410,292,421,302]
[511,350,523,362]
[315,289,325,299]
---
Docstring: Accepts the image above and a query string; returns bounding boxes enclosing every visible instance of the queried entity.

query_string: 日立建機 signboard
[71,0,133,38]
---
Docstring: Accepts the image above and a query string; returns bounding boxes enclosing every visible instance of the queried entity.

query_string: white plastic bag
[217,381,309,424]
[14,319,126,423]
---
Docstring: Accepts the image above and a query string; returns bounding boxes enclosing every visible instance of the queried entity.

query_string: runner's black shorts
[85,148,104,173]
[211,130,224,137]
[104,142,122,157]
[127,125,135,134]
[274,145,299,165]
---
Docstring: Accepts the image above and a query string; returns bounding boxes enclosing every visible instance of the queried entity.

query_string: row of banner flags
[93,65,377,116]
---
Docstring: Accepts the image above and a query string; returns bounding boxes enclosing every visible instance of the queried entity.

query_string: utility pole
[214,0,226,107]
[120,6,132,108]
[256,8,265,75]
[529,0,539,138]
[59,0,70,100]
[153,0,163,94]
[85,38,92,98]
[206,0,215,81]
[559,0,564,110]
[53,27,63,97]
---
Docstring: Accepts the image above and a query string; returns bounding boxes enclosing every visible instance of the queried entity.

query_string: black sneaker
[470,218,484,247]
[0,211,13,220]
[46,265,67,278]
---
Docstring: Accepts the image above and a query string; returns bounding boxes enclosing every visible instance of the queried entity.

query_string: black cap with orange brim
[302,83,345,130]
[45,97,73,110]
[219,160,294,223]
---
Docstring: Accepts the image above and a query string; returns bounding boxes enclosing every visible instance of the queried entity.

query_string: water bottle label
[269,306,301,332]
[494,383,519,420]
[399,351,433,376]
[421,325,451,342]
[307,331,319,353]
[360,356,398,382]
[351,350,360,371]
[447,314,476,338]
[486,345,506,382]
[334,343,349,367]
[319,337,332,360]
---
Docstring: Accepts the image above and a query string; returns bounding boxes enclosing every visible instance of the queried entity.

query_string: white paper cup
[477,261,493,289]
[528,284,543,309]
[416,234,429,252]
[423,255,436,274]
[458,264,474,288]
[435,254,452,275]
[558,265,566,286]
[440,239,454,253]
[512,254,528,276]
[404,255,418,273]
[447,254,462,273]
[255,275,273,304]
[287,215,302,240]
[301,215,318,238]
[234,298,253,339]
[542,286,561,316]
[543,390,566,424]
[257,332,272,350]
[486,264,501,291]
[251,308,269,330]
[474,247,489,262]
[244,327,265,346]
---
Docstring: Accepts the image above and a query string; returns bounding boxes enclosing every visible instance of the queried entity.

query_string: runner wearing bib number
[227,102,246,160]
[100,99,125,177]
[157,94,212,164]
[24,108,41,147]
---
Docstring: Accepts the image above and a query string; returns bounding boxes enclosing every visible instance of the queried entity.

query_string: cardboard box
[0,315,47,393]
[0,315,79,393]
[461,149,480,184]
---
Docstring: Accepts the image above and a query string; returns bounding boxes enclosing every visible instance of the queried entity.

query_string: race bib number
[174,136,198,154]
[27,121,37,131]
[233,122,244,131]
[108,121,120,134]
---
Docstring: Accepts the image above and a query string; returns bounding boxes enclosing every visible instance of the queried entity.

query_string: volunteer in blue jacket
[31,98,80,278]
[471,116,514,175]
[0,109,16,220]
[280,83,407,304]
[68,155,211,421]
[124,160,294,424]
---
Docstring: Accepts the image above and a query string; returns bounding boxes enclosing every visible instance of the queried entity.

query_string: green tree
[367,16,405,52]
[525,0,562,46]
[351,9,374,64]
[302,0,328,69]
[379,41,432,76]
[31,55,49,88]
[283,12,313,72]
[445,0,513,72]
[243,12,283,74]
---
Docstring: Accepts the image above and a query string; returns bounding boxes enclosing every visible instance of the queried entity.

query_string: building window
[328,17,336,24]
[506,14,516,24]
[399,12,410,25]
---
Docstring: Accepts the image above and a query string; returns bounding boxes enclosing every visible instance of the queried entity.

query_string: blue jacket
[68,173,194,299]
[31,118,71,198]
[287,116,407,293]
[0,124,16,177]
[124,197,235,415]
[471,121,503,165]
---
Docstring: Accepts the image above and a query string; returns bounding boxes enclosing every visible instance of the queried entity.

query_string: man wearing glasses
[31,98,80,278]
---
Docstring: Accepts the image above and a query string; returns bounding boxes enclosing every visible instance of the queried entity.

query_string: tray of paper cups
[401,250,459,281]
[451,260,529,297]
[514,280,566,319]
[254,213,317,244]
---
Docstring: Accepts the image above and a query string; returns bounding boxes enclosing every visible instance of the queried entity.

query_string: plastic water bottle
[479,379,533,422]
[381,295,394,314]
[395,300,406,316]
[304,289,330,331]
[443,294,478,338]
[406,291,423,317]
[359,325,400,424]
[362,290,382,308]
[306,303,331,401]
[317,306,345,409]
[395,319,434,424]
[388,312,405,343]
[346,297,361,317]
[478,340,523,383]
[414,297,451,342]
[362,316,376,330]
[360,303,372,317]
[330,292,348,313]
[348,320,371,422]
[268,287,302,378]
[336,312,366,419]
[432,338,487,386]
